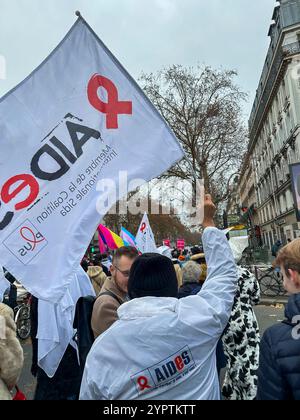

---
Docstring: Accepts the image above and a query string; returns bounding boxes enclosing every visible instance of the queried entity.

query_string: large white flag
[135,213,157,254]
[0,17,184,303]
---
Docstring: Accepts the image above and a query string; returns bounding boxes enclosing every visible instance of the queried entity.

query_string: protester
[271,240,282,258]
[178,255,186,263]
[190,252,208,283]
[0,303,24,400]
[80,194,238,400]
[222,265,261,400]
[172,249,180,260]
[178,261,202,299]
[87,255,108,296]
[257,239,300,400]
[191,245,204,255]
[99,253,113,276]
[91,246,139,339]
[3,270,17,311]
[170,250,183,287]
[158,246,183,289]
[30,296,82,400]
[80,259,89,273]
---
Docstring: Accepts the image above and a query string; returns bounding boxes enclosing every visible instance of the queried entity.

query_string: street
[19,339,36,400]
[255,304,285,333]
[19,304,285,400]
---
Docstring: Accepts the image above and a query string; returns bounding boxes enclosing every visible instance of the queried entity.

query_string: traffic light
[90,246,95,253]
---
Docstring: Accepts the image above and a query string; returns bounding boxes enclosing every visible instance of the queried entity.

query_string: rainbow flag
[98,232,107,254]
[97,224,124,250]
[120,227,136,247]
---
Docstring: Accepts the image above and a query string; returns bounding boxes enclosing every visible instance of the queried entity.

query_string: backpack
[73,291,123,373]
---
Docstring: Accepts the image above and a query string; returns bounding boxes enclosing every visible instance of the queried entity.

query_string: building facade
[247,0,300,249]
[238,154,261,246]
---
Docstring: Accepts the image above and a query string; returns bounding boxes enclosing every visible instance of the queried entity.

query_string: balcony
[282,41,300,56]
[249,41,300,145]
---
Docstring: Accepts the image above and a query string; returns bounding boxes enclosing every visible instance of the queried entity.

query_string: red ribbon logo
[140,223,147,233]
[20,227,45,251]
[137,376,151,391]
[87,74,132,129]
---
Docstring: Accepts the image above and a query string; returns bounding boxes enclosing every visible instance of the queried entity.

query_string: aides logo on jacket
[131,346,195,396]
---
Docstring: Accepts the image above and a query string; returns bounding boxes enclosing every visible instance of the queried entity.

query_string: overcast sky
[0,0,276,120]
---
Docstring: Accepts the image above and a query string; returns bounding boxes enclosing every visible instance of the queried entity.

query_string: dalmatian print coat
[222,266,261,400]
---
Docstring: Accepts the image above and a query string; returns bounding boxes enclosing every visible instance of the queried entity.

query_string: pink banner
[176,239,185,250]
[163,239,171,247]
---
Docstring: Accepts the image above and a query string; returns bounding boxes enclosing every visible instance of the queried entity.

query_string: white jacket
[80,227,237,400]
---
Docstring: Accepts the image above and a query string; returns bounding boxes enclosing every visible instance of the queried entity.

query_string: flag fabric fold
[98,232,107,254]
[120,227,136,247]
[37,267,95,378]
[98,224,124,250]
[135,213,157,254]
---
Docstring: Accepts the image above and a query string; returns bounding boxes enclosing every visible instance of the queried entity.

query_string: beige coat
[87,266,108,296]
[174,263,183,288]
[0,304,24,400]
[91,277,126,339]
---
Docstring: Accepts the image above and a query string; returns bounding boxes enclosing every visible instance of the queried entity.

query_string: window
[270,204,274,220]
[269,231,273,248]
[273,168,278,189]
[280,194,287,213]
[286,189,293,210]
[267,206,271,221]
[260,209,264,224]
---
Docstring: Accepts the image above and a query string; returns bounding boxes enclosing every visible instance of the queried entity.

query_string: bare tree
[140,65,248,205]
[103,197,200,246]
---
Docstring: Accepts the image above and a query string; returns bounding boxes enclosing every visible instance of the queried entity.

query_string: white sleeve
[198,227,237,333]
[79,363,108,400]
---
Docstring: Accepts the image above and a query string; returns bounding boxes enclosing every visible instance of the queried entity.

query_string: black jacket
[178,282,201,299]
[257,293,300,400]
[30,296,82,400]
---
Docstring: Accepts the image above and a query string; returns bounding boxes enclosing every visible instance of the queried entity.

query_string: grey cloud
[0,0,276,118]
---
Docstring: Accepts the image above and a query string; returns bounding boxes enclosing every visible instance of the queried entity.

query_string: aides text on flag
[0,16,184,302]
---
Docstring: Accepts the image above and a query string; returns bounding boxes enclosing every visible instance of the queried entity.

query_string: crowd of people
[1,194,300,400]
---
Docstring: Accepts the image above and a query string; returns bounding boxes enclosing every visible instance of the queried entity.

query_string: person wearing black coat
[257,293,300,400]
[3,269,17,310]
[178,281,201,299]
[30,296,82,400]
[257,239,300,400]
